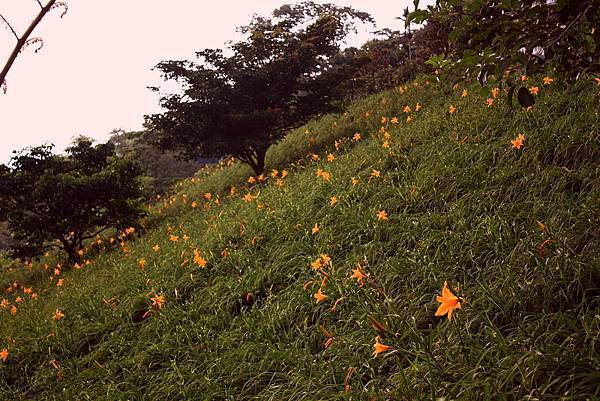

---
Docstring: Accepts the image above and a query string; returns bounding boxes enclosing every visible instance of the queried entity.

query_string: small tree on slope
[0,137,145,263]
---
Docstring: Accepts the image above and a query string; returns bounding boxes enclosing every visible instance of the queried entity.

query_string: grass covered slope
[1,77,599,400]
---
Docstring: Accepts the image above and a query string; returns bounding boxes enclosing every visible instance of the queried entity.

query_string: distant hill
[109,129,211,196]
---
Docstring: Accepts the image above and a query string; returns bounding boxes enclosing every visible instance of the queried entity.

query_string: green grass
[1,77,599,400]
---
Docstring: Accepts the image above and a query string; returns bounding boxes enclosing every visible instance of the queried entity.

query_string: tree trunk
[254,147,266,176]
[237,146,268,176]
[61,239,81,265]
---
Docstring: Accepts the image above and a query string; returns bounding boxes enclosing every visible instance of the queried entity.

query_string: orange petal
[435,302,451,317]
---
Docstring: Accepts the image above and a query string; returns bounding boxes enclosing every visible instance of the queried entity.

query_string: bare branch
[0,14,19,40]
[0,0,59,92]
[36,0,44,9]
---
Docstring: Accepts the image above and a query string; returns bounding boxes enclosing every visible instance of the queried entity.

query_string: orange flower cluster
[511,133,525,149]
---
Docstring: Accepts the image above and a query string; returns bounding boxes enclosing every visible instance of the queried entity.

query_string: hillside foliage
[0,73,598,399]
[0,137,145,262]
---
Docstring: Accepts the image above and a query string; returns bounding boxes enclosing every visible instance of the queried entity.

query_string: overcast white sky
[0,0,416,163]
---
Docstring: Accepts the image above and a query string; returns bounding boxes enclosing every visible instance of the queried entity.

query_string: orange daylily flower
[152,244,160,252]
[169,235,179,242]
[461,89,468,97]
[372,336,392,357]
[415,102,422,111]
[312,223,320,234]
[491,87,500,98]
[350,266,366,286]
[221,248,228,259]
[403,105,411,113]
[281,169,288,178]
[381,116,387,124]
[191,201,198,208]
[377,210,388,221]
[138,258,146,270]
[193,250,207,268]
[151,293,166,310]
[314,288,327,303]
[10,305,17,315]
[330,196,338,206]
[316,168,331,182]
[435,281,462,320]
[351,178,359,186]
[352,132,361,142]
[311,258,323,271]
[449,105,457,114]
[543,76,553,85]
[511,133,525,149]
[390,116,399,124]
[243,193,257,202]
[486,98,494,107]
[382,140,390,149]
[326,153,335,162]
[0,349,8,362]
[529,86,540,95]
[52,308,64,321]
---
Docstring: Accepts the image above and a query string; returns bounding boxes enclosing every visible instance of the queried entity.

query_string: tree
[145,1,372,176]
[0,137,145,263]
[409,0,600,105]
[0,0,68,94]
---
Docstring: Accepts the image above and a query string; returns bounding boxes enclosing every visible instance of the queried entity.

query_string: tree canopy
[410,0,600,106]
[0,137,145,262]
[145,1,372,175]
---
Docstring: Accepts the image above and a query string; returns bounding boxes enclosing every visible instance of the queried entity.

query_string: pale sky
[0,0,416,163]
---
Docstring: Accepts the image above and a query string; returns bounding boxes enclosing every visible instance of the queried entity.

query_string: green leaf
[506,83,516,108]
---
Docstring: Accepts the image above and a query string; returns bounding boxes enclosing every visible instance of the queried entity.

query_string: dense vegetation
[146,2,373,175]
[0,73,598,399]
[0,137,145,262]
[1,1,599,399]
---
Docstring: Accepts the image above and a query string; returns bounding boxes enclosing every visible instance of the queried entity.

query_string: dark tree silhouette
[146,2,372,176]
[0,137,145,262]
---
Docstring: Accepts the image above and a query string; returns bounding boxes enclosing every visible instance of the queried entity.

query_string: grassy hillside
[1,76,599,400]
